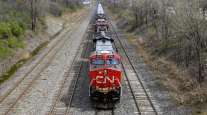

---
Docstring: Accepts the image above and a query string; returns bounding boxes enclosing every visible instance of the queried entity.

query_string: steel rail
[111,27,142,115]
[47,37,84,115]
[47,11,93,115]
[64,23,92,115]
[108,18,158,115]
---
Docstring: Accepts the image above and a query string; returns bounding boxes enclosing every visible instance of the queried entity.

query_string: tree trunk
[135,13,138,27]
[31,0,37,32]
[31,0,35,31]
[197,50,203,83]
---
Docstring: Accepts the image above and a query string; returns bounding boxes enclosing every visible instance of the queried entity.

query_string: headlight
[104,69,107,75]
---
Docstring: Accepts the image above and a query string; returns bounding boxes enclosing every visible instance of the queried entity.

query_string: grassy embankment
[0,1,83,84]
[0,5,26,59]
[108,6,207,115]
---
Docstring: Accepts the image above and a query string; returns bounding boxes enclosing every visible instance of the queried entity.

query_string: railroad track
[108,19,160,115]
[47,36,90,115]
[95,108,115,115]
[0,16,83,115]
[47,13,95,114]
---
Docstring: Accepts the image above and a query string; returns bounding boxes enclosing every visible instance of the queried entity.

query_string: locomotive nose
[104,69,107,75]
[97,69,107,75]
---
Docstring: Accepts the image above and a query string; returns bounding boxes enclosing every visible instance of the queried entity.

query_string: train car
[88,32,122,104]
[97,3,104,15]
[95,18,109,32]
[94,3,109,32]
[93,31,113,43]
[96,3,106,20]
[94,3,109,33]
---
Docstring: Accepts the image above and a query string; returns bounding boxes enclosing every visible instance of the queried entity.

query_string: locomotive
[96,3,105,19]
[94,3,109,33]
[88,3,122,105]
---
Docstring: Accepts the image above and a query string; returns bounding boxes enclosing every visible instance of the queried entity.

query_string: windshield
[91,59,104,65]
[106,59,119,65]
[90,58,120,69]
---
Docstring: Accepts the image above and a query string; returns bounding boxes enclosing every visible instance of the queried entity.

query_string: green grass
[0,1,49,84]
[64,4,83,13]
[0,40,11,59]
[0,41,48,85]
[0,47,12,59]
[31,41,48,56]
[0,21,25,59]
[8,37,24,48]
[0,58,26,84]
[0,37,24,60]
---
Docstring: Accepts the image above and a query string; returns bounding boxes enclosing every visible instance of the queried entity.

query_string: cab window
[106,59,119,65]
[91,59,104,65]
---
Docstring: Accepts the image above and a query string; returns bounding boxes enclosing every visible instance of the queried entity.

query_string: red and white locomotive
[89,3,122,104]
[89,32,122,103]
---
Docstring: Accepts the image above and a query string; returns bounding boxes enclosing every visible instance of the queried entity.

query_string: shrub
[9,21,24,37]
[7,37,24,48]
[0,40,11,59]
[50,2,63,16]
[0,22,12,39]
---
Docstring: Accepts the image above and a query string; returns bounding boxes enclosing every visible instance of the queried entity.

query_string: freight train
[88,3,122,107]
[94,3,109,33]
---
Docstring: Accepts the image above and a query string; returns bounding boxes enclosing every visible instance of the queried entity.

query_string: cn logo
[96,76,115,84]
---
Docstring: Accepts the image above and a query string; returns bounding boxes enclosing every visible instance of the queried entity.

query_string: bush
[0,21,24,59]
[0,40,11,59]
[7,37,24,48]
[0,21,24,39]
[9,21,24,37]
[0,22,12,39]
[50,2,63,16]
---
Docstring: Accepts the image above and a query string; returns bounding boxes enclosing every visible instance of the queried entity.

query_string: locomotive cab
[89,51,122,103]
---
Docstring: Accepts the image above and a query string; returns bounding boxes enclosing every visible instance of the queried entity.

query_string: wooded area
[0,0,82,31]
[107,0,207,84]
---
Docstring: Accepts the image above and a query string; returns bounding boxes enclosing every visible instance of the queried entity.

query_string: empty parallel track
[47,37,90,115]
[109,19,159,115]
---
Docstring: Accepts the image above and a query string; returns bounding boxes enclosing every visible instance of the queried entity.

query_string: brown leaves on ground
[127,33,207,106]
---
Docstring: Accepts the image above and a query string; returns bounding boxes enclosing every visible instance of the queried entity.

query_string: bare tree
[31,0,37,31]
[169,0,207,82]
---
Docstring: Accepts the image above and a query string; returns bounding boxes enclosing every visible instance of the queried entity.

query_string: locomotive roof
[93,36,113,42]
[90,51,121,59]
[93,32,114,43]
[96,40,114,52]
